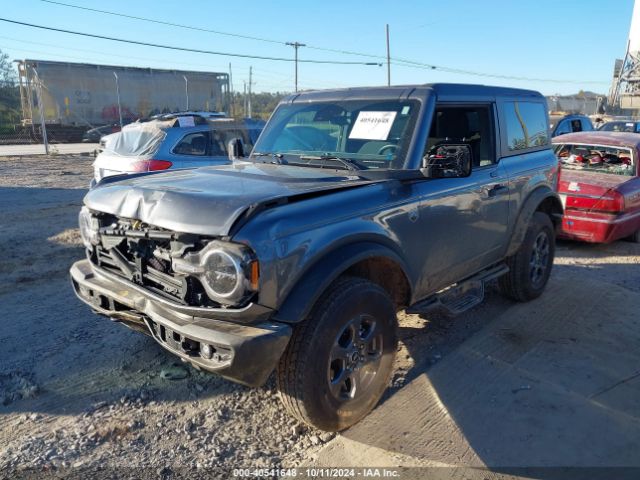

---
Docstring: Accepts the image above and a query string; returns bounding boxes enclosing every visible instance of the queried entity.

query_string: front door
[408,104,510,297]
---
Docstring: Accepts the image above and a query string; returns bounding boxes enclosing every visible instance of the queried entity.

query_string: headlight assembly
[202,249,243,299]
[78,207,99,249]
[172,241,259,306]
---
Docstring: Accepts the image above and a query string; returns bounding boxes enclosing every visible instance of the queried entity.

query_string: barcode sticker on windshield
[349,111,397,140]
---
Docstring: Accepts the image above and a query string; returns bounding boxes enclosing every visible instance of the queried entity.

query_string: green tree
[0,49,21,132]
[229,91,289,119]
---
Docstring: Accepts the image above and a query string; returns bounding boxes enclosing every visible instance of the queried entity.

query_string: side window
[173,132,209,156]
[571,119,583,132]
[210,130,229,156]
[425,105,495,167]
[504,102,549,150]
[554,120,572,136]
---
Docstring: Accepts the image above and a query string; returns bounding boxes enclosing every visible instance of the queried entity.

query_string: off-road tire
[499,212,555,302]
[276,276,398,432]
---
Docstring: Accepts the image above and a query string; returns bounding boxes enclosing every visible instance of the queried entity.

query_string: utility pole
[243,81,247,117]
[386,24,391,86]
[228,62,234,116]
[113,72,123,128]
[248,66,253,118]
[32,68,48,155]
[183,75,189,111]
[286,41,306,92]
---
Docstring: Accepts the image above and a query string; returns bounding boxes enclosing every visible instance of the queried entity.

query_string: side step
[406,263,509,316]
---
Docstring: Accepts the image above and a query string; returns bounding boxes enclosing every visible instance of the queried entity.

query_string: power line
[390,60,609,85]
[0,18,382,66]
[1,35,272,77]
[40,0,287,46]
[36,0,611,86]
[2,42,350,91]
[38,0,386,61]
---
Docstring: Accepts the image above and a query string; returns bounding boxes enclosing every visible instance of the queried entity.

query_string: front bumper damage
[70,260,291,387]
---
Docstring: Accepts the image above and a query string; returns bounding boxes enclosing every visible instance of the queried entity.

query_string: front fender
[272,242,411,324]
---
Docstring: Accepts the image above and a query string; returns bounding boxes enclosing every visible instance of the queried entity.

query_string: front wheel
[499,212,555,302]
[276,276,398,432]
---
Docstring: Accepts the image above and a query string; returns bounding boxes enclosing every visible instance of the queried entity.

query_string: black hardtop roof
[284,83,543,103]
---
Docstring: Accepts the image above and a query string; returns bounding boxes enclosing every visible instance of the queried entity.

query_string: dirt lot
[0,155,639,477]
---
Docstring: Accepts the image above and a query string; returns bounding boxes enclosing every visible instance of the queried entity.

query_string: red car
[552,132,640,243]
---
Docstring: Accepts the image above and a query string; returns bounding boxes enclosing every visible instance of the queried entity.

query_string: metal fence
[0,129,40,145]
[0,126,88,145]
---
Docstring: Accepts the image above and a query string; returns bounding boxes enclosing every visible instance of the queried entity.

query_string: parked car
[147,111,228,121]
[553,131,640,243]
[91,114,264,186]
[70,84,562,431]
[597,120,640,133]
[549,114,594,137]
[82,124,121,143]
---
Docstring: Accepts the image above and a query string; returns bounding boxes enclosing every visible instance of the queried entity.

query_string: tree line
[0,50,21,133]
[227,91,288,120]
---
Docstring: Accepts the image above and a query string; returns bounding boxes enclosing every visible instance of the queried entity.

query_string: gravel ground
[0,155,638,477]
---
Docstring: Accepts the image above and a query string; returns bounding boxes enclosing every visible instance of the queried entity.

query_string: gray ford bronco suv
[70,84,562,431]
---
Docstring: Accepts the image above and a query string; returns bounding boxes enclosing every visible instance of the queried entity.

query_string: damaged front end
[71,207,290,387]
[79,207,259,308]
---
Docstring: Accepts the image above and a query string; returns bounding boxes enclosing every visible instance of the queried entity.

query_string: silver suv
[70,84,562,432]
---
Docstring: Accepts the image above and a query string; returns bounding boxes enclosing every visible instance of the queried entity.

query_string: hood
[558,168,631,198]
[84,162,374,236]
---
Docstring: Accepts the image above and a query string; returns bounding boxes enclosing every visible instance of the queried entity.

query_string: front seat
[427,110,482,165]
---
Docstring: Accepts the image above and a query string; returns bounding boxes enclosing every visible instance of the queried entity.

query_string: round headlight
[78,207,98,249]
[202,250,242,298]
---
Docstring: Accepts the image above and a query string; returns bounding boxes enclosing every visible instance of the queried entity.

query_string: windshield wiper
[298,155,362,171]
[252,152,284,164]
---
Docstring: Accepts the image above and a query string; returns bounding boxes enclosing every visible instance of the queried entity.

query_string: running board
[406,264,509,316]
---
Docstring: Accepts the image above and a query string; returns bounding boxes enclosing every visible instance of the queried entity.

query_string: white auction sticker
[177,116,195,127]
[349,111,397,140]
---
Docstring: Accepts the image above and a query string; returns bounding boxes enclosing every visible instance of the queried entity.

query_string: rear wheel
[276,276,397,432]
[499,212,555,302]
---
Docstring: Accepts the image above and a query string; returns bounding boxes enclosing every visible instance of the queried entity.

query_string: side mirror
[421,144,472,178]
[228,138,245,160]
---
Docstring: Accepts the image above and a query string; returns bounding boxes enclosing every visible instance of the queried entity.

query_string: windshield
[252,99,420,170]
[554,143,636,176]
[598,122,640,133]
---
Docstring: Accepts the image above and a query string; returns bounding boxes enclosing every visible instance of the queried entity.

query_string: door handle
[483,184,509,198]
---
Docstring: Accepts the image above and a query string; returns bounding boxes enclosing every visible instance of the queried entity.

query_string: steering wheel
[377,144,398,156]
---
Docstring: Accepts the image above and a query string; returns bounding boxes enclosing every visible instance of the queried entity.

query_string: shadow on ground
[332,257,640,468]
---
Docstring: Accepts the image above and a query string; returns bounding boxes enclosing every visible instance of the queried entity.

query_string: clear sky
[0,0,635,95]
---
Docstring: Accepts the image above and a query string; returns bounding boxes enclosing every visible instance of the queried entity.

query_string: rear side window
[554,120,572,136]
[173,132,209,156]
[210,130,229,156]
[581,118,593,132]
[504,102,549,151]
[571,119,583,132]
